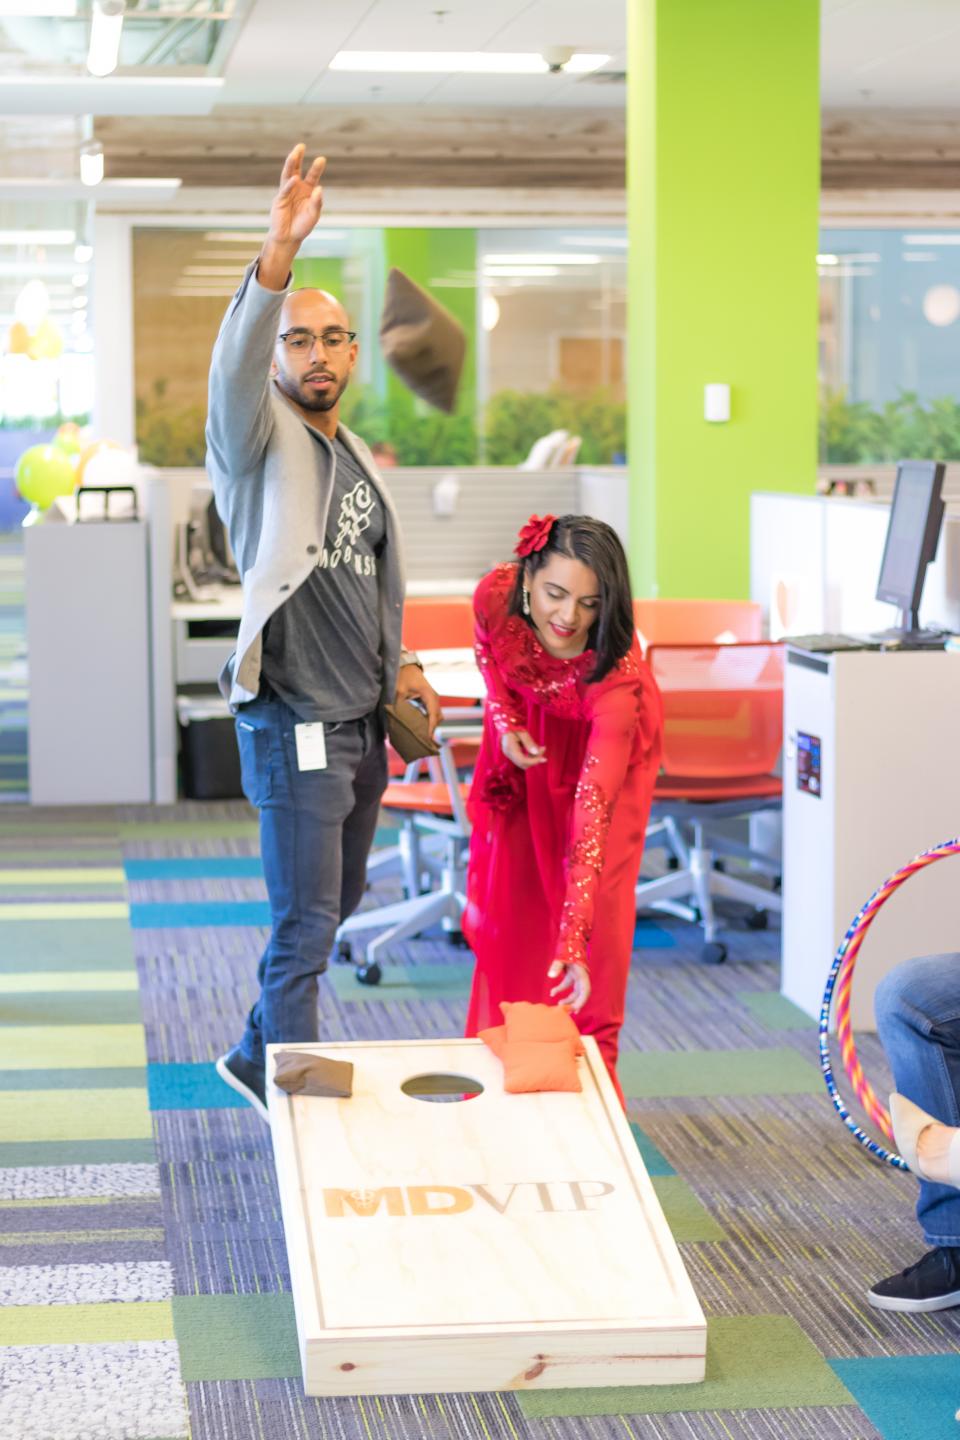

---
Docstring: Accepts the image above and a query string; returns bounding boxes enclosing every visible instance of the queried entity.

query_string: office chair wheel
[701,941,727,964]
[446,929,469,949]
[355,961,382,986]
[334,940,354,965]
[745,907,769,931]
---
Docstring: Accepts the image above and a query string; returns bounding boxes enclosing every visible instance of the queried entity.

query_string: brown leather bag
[383,699,440,762]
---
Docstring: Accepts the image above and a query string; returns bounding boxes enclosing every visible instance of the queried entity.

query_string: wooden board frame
[268,1037,706,1396]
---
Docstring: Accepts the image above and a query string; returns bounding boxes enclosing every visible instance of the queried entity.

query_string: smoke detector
[541,46,575,73]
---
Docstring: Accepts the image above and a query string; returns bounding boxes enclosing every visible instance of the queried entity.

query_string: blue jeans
[875,953,960,1247]
[234,692,388,1069]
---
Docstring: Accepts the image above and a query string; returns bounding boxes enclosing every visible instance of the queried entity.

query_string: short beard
[275,370,348,414]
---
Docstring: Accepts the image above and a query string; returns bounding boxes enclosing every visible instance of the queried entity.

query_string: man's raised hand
[269,144,326,247]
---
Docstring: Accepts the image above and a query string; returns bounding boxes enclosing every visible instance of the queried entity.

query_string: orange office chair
[633,599,763,654]
[633,599,770,876]
[368,595,480,903]
[335,723,480,984]
[635,641,784,963]
[402,595,475,652]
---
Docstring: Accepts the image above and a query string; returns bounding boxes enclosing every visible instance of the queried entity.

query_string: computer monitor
[875,459,946,633]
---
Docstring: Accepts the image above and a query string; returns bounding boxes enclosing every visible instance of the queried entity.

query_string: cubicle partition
[750,490,960,638]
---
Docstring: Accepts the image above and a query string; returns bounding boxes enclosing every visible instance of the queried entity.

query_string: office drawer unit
[782,646,960,1027]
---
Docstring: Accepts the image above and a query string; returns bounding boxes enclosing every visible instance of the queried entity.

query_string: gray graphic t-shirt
[260,435,385,721]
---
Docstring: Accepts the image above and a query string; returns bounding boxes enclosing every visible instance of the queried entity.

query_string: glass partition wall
[131,223,628,468]
[819,229,960,464]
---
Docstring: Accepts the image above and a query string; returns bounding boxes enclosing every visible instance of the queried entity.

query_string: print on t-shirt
[318,478,378,577]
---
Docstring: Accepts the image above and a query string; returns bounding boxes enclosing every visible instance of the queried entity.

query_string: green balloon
[14,444,77,511]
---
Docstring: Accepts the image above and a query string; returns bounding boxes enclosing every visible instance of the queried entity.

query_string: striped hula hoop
[819,837,960,1171]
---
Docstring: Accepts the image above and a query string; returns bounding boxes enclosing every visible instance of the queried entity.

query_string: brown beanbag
[272,1050,354,1098]
[378,268,466,414]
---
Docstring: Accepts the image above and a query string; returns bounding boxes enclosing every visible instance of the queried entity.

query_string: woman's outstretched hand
[547,959,591,1013]
[502,729,547,770]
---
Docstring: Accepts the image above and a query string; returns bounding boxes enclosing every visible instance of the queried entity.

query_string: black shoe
[868,1246,960,1312]
[215,1046,269,1123]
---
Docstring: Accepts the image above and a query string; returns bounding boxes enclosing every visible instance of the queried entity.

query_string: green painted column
[628,0,820,598]
[291,256,345,297]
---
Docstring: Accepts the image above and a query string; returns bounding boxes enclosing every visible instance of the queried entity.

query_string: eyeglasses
[277,328,357,354]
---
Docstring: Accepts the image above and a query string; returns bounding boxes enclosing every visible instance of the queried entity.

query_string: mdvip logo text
[323,1181,616,1218]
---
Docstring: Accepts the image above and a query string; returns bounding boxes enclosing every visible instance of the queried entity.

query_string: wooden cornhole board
[267,1037,706,1397]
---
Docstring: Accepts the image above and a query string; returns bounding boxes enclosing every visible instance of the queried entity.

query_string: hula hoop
[819,837,960,1171]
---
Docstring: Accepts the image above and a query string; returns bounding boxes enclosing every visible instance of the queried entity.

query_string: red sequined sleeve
[473,569,526,738]
[554,667,658,971]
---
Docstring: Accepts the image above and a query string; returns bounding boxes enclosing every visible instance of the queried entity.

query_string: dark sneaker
[215,1046,269,1123]
[868,1246,960,1312]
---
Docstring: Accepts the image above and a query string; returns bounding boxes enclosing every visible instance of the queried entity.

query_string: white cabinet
[782,646,960,1028]
[26,520,151,805]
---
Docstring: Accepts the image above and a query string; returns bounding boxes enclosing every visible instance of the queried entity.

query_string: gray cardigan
[206,261,414,711]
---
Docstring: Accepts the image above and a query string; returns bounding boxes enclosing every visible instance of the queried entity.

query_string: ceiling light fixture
[904,234,960,246]
[484,265,562,277]
[329,50,610,75]
[80,141,104,187]
[0,1,77,13]
[484,253,602,266]
[74,243,92,263]
[87,0,125,79]
[0,229,75,246]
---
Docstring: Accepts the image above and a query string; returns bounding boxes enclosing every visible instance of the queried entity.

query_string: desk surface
[420,647,484,700]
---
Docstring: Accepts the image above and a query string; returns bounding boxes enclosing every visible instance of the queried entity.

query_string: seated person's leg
[868,953,960,1311]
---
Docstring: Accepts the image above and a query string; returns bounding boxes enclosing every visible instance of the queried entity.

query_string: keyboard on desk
[785,633,881,653]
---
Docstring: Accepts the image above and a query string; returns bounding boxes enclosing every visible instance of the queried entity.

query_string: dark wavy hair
[508,515,634,682]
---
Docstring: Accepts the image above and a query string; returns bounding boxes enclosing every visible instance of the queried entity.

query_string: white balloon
[81,446,138,489]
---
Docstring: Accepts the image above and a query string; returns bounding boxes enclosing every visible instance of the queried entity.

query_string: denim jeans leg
[340,715,389,924]
[875,953,960,1246]
[236,701,368,1067]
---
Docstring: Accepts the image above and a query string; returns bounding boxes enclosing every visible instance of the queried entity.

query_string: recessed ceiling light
[329,50,610,74]
[904,234,960,246]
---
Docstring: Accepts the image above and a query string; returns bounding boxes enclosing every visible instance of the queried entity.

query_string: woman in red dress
[463,514,663,1104]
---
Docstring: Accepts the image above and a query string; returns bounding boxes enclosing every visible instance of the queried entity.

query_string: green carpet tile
[516,1315,856,1418]
[326,960,474,1004]
[173,1293,301,1382]
[0,1300,175,1345]
[738,991,818,1030]
[650,1176,726,1242]
[0,918,135,969]
[619,1047,824,1098]
[0,990,144,1025]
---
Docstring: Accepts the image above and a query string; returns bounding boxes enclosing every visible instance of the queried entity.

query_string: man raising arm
[207,144,440,1119]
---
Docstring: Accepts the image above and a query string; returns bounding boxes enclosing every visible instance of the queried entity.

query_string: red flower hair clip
[515,514,556,558]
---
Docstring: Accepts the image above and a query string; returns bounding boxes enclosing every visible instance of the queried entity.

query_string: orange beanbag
[478,1002,584,1093]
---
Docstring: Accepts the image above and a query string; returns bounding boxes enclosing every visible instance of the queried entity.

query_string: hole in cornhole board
[401,1072,484,1102]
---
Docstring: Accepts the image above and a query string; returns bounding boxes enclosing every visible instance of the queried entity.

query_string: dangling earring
[522,585,531,617]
